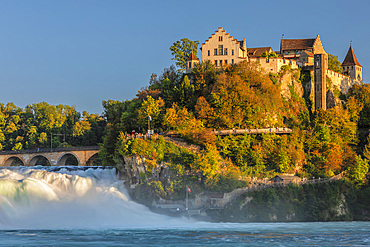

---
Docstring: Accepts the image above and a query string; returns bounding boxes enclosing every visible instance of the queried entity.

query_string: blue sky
[0,0,369,114]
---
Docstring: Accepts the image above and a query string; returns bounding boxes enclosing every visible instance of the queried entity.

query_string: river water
[0,166,368,246]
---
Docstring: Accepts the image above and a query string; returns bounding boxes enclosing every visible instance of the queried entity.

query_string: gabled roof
[281,38,316,51]
[342,46,362,67]
[248,47,273,57]
[202,27,245,50]
[186,53,199,61]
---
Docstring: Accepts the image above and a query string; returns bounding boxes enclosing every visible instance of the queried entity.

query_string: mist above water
[0,167,188,229]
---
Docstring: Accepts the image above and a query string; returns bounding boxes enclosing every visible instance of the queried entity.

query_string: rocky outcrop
[326,90,341,109]
[116,155,172,186]
[279,70,304,100]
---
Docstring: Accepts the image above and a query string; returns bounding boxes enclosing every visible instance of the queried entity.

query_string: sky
[0,0,369,115]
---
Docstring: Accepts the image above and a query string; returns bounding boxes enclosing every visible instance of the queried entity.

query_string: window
[193,62,197,67]
[219,36,223,41]
[189,62,191,68]
[220,60,223,66]
[232,49,234,56]
[208,50,210,56]
[224,48,228,55]
[232,59,234,64]
[219,45,223,55]
[215,60,218,66]
[214,49,217,55]
[225,60,227,65]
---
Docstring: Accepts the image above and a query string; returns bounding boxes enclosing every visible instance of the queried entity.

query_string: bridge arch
[29,155,52,166]
[4,156,25,166]
[57,153,80,166]
[86,153,100,166]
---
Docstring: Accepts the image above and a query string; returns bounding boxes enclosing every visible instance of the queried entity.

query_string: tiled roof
[186,53,199,61]
[342,46,362,67]
[248,47,273,57]
[281,38,316,51]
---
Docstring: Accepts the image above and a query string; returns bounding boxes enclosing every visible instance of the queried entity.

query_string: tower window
[232,49,234,56]
[219,45,223,55]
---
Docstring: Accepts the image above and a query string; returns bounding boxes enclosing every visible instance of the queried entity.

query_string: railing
[213,127,292,136]
[0,146,100,155]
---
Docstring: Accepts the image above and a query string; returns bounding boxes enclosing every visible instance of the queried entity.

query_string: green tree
[138,96,165,131]
[328,54,343,74]
[347,155,369,184]
[170,38,199,71]
[261,51,278,58]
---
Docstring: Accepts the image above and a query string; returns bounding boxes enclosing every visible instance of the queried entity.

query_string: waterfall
[0,166,185,229]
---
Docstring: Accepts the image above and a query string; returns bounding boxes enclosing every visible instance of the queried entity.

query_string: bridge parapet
[0,146,100,155]
[0,146,100,166]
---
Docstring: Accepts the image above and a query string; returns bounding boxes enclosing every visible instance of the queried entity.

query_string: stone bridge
[0,146,100,166]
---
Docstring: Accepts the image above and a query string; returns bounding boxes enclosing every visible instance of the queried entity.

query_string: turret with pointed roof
[185,53,199,73]
[342,45,363,81]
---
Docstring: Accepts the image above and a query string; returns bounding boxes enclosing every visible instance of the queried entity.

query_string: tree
[328,54,343,74]
[138,96,165,131]
[261,51,278,58]
[170,38,199,71]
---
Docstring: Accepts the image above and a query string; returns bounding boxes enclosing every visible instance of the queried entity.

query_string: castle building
[200,27,247,67]
[341,45,363,81]
[247,47,274,58]
[280,35,326,61]
[186,27,363,111]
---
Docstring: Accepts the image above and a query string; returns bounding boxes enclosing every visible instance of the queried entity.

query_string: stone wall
[326,69,360,94]
[250,57,298,74]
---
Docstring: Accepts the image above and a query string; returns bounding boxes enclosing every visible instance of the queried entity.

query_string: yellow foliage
[72,121,91,137]
[164,103,203,134]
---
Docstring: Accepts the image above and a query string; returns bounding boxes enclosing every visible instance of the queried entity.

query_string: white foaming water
[0,167,189,229]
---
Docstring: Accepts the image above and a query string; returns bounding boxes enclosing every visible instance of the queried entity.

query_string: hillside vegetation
[99,60,369,197]
[1,59,369,196]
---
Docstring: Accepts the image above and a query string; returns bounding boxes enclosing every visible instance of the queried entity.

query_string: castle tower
[185,53,199,73]
[342,45,363,81]
[314,53,328,110]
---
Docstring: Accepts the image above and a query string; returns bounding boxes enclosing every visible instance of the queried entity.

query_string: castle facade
[186,27,363,110]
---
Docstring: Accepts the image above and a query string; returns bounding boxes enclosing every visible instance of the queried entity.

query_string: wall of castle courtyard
[326,69,360,94]
[250,57,298,74]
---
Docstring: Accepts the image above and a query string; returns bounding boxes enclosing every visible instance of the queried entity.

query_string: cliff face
[279,70,304,100]
[116,155,171,186]
[206,181,369,222]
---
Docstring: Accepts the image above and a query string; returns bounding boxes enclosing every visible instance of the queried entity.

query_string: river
[0,166,368,246]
